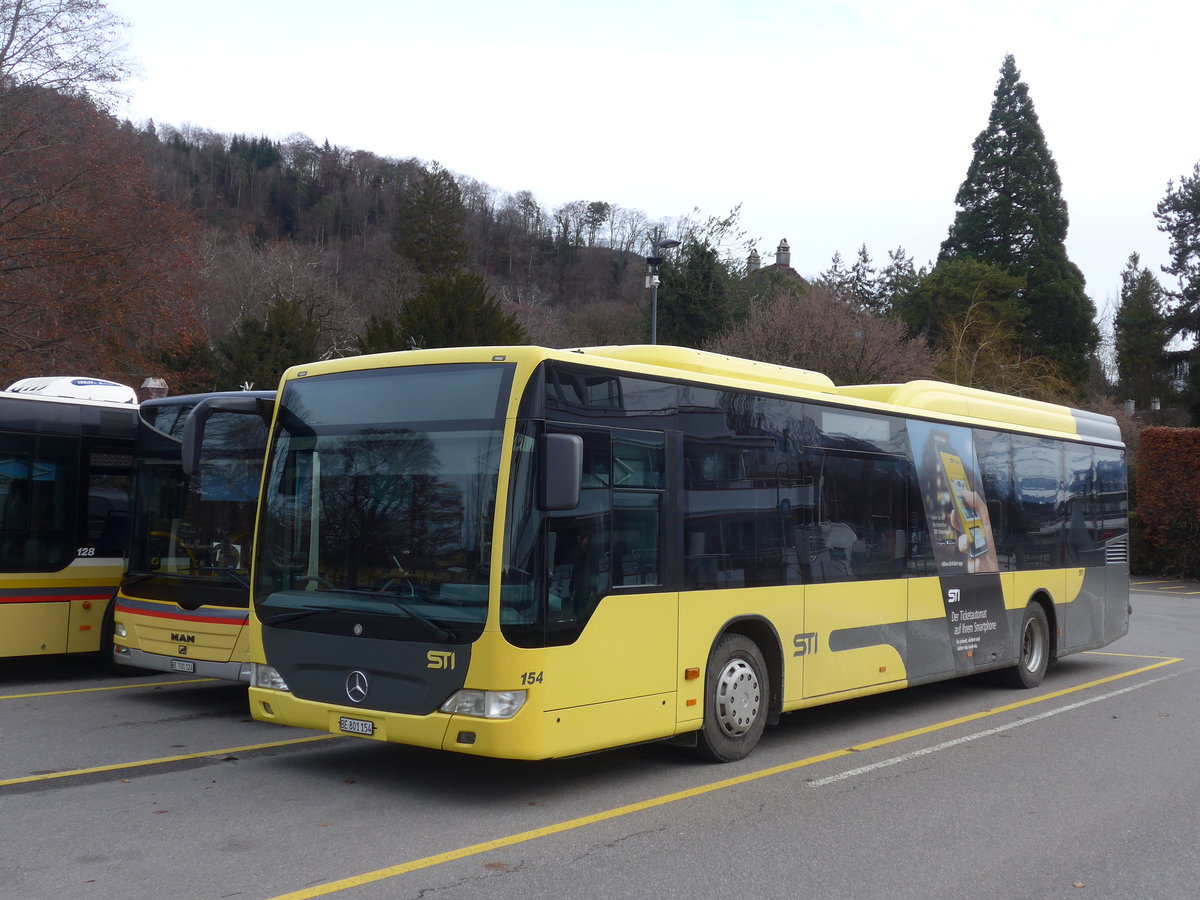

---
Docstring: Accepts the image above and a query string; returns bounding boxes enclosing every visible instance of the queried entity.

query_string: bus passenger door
[801,451,909,699]
[541,428,676,732]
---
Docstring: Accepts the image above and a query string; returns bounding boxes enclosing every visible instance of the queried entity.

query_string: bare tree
[710,282,940,385]
[0,0,131,104]
[198,233,367,359]
[936,300,1075,401]
[567,300,644,348]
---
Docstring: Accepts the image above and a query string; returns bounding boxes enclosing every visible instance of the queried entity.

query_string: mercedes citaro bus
[187,346,1129,761]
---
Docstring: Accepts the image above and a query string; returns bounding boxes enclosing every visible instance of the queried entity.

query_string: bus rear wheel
[694,634,769,762]
[1003,602,1050,688]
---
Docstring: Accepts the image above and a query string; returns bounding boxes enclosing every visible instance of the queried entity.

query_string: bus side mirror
[182,394,276,476]
[540,433,582,511]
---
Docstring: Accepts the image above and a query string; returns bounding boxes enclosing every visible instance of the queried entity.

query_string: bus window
[0,436,79,572]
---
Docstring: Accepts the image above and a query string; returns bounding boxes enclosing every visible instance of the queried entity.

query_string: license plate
[339,716,375,736]
[170,659,196,674]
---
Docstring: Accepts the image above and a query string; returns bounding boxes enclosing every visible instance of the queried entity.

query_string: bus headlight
[439,689,526,719]
[250,662,289,692]
[115,622,127,638]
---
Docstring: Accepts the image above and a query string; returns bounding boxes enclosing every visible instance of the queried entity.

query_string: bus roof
[5,376,138,405]
[278,345,1122,446]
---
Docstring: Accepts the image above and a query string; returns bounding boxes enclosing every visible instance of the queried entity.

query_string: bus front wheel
[695,634,769,763]
[1003,602,1050,689]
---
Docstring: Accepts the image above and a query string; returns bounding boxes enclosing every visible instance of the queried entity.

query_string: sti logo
[947,588,961,604]
[427,650,455,670]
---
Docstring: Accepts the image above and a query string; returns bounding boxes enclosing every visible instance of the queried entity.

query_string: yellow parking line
[0,734,338,787]
[268,653,1181,900]
[0,678,219,700]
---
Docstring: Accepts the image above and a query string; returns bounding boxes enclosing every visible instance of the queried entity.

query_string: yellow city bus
[111,392,273,679]
[200,346,1128,761]
[0,377,138,660]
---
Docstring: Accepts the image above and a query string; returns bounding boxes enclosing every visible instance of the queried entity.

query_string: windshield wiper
[329,588,456,641]
[262,603,342,625]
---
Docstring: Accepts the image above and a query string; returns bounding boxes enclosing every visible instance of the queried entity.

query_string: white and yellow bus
[196,346,1128,761]
[111,392,273,679]
[0,377,138,660]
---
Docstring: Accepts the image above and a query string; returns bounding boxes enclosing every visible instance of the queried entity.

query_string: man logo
[345,670,369,703]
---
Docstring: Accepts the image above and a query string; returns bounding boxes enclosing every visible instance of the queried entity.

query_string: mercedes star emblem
[345,669,369,703]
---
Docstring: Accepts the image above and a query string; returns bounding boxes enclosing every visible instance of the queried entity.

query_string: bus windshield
[254,363,514,643]
[126,398,269,607]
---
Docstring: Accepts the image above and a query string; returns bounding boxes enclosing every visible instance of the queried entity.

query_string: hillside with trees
[7,3,1200,435]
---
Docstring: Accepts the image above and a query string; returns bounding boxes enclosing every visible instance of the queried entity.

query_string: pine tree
[876,247,922,315]
[355,313,409,355]
[848,244,878,311]
[395,164,469,277]
[214,296,321,390]
[656,242,741,348]
[1155,161,1200,334]
[396,271,526,349]
[1114,253,1170,409]
[818,251,854,303]
[940,55,1097,387]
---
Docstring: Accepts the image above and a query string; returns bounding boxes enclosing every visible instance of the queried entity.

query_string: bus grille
[1105,538,1129,566]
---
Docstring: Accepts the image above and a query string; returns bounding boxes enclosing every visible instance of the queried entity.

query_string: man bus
[0,377,138,660]
[190,346,1128,761]
[111,392,273,679]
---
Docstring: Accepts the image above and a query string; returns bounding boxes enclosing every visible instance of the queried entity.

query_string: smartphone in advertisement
[940,451,988,558]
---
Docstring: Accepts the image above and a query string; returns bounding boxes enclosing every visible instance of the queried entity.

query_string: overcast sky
[107,0,1200,324]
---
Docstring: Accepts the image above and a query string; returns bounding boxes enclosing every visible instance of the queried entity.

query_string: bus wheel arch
[694,622,779,762]
[97,595,121,672]
[1003,597,1051,689]
[1032,590,1059,669]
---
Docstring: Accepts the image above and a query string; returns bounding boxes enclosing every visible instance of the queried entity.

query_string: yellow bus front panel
[113,595,250,679]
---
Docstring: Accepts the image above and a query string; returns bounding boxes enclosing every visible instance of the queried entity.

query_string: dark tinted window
[546,430,612,642]
[975,431,1014,571]
[87,445,132,558]
[807,451,909,583]
[682,390,801,589]
[0,434,80,571]
[1063,443,1100,566]
[1094,448,1128,549]
[1013,436,1061,569]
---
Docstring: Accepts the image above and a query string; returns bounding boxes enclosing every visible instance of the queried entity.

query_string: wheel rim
[713,657,761,737]
[1021,614,1047,674]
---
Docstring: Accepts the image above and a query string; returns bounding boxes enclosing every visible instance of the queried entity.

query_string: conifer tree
[214,296,320,390]
[354,312,409,355]
[818,252,854,304]
[1113,253,1170,409]
[396,271,526,349]
[876,247,922,315]
[1155,161,1200,335]
[395,164,469,277]
[656,242,741,348]
[940,55,1097,387]
[848,245,878,311]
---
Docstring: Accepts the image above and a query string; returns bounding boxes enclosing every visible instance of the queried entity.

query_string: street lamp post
[646,239,681,344]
